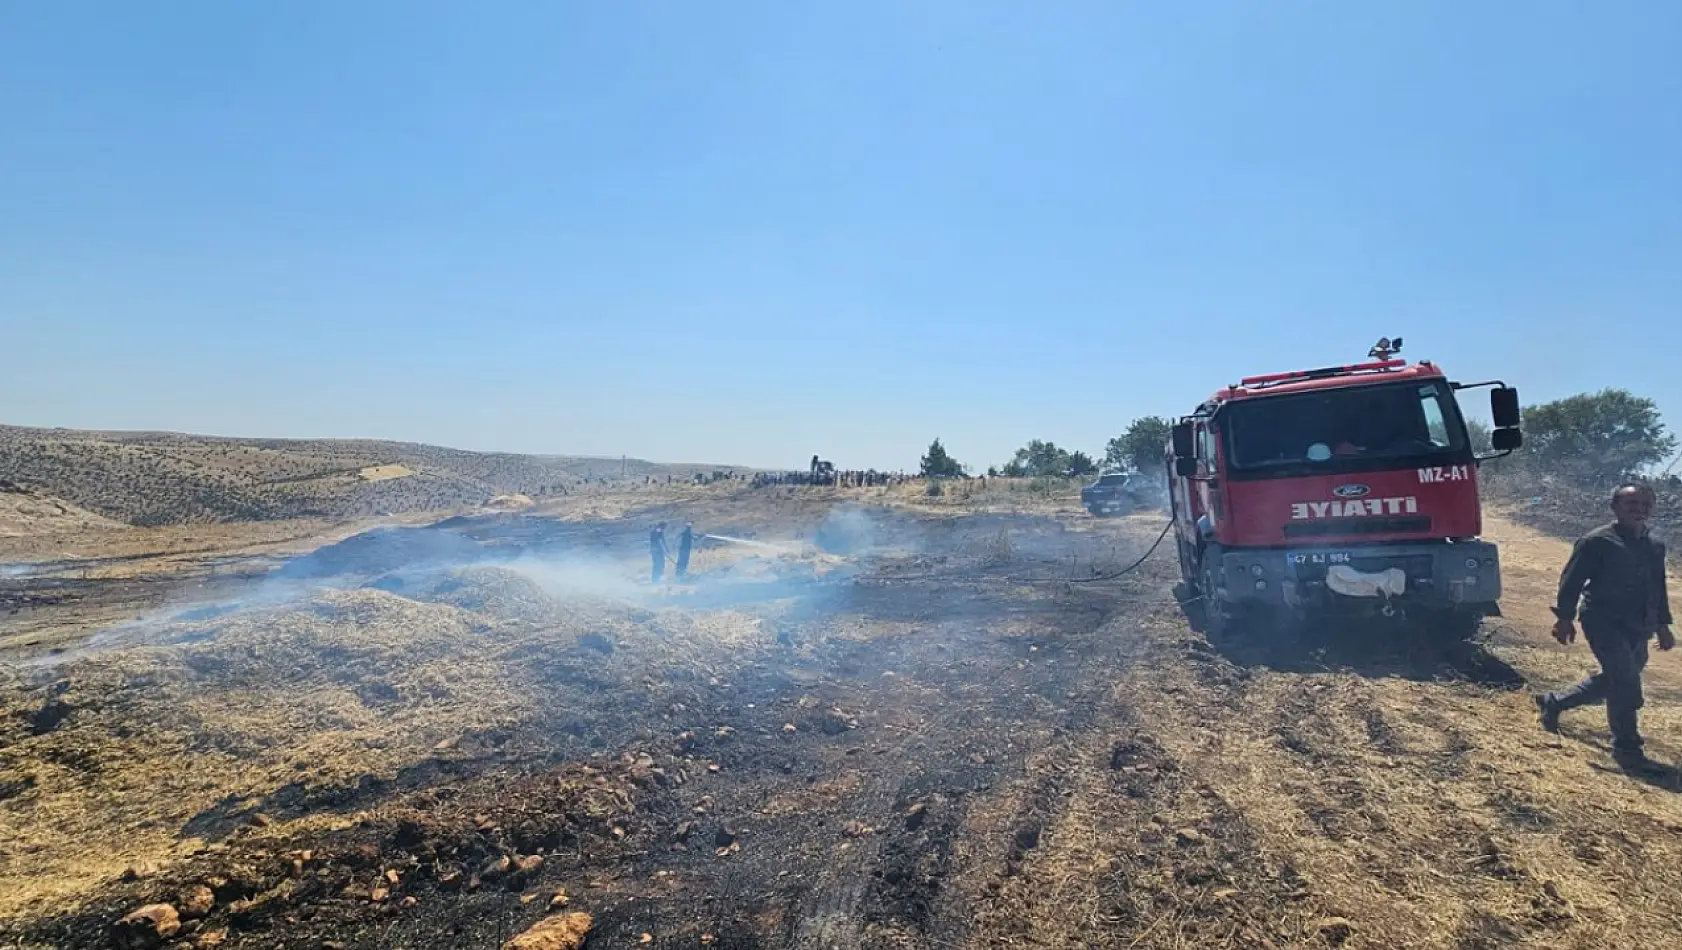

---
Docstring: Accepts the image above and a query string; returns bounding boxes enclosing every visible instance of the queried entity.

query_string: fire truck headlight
[1464,557,1480,569]
[1250,564,1264,577]
[1254,579,1268,591]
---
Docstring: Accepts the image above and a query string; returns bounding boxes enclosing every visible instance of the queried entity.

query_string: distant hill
[0,482,126,537]
[0,425,733,526]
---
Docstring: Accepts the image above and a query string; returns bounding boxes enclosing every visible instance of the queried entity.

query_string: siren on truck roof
[1235,337,1412,390]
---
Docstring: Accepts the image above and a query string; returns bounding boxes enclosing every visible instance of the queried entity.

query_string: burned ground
[3,487,1682,948]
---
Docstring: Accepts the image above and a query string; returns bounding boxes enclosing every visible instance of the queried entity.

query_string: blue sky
[2,1,1678,471]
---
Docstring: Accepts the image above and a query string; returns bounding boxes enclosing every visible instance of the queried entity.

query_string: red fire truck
[1166,338,1522,637]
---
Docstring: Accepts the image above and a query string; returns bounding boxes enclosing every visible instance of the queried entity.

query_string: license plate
[1287,551,1352,567]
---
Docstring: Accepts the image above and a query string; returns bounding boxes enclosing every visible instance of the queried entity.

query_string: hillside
[0,425,732,526]
[0,485,126,537]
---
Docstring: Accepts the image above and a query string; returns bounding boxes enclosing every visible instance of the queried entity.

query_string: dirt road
[3,489,1681,948]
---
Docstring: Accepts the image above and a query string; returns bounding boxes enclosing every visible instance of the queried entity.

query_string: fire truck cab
[1166,339,1522,637]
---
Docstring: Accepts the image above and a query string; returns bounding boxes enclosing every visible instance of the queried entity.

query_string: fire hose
[1066,518,1175,583]
[657,519,1177,585]
[852,518,1177,585]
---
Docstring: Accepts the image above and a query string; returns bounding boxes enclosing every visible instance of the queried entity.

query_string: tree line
[918,388,1678,487]
[1484,388,1677,491]
[918,416,1174,479]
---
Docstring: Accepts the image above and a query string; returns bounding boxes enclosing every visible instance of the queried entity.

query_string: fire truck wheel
[1198,566,1228,638]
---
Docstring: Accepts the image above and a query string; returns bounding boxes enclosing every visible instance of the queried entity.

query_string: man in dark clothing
[650,522,668,584]
[1538,484,1674,762]
[676,522,695,580]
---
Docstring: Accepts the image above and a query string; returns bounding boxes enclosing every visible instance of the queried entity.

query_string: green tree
[1002,439,1072,477]
[1066,450,1099,476]
[1104,416,1173,472]
[1465,418,1493,455]
[1522,389,1676,482]
[919,438,965,478]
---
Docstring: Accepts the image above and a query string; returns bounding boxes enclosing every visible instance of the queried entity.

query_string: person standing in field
[676,522,695,580]
[1538,483,1674,767]
[650,522,668,584]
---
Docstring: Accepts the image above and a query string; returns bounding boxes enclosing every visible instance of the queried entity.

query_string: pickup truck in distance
[1082,471,1141,516]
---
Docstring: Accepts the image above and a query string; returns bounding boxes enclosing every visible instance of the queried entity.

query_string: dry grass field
[2,455,1681,949]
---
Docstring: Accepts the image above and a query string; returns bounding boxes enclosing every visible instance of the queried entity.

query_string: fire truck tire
[1198,564,1228,638]
[1202,604,1227,639]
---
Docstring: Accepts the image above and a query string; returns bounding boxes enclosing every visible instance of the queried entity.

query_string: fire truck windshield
[1222,380,1467,474]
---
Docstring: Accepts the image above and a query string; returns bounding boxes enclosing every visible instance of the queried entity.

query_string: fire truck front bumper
[1212,541,1502,610]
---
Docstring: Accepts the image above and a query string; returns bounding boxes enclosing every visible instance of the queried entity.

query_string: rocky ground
[2,482,1681,949]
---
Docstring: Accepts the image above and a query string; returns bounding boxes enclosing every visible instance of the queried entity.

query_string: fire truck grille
[1283,517,1433,538]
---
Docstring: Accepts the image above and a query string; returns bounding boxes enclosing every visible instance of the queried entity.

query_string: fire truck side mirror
[1170,423,1195,460]
[1490,387,1521,428]
[1491,427,1523,452]
[1174,457,1198,478]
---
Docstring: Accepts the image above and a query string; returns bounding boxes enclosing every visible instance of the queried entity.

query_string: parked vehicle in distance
[1082,471,1145,516]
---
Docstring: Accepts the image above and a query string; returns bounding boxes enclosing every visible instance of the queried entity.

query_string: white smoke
[501,552,645,602]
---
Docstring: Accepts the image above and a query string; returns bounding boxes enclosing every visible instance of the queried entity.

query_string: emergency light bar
[1238,359,1406,388]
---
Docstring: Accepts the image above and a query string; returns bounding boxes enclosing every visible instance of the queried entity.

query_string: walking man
[1538,483,1674,765]
[676,522,695,580]
[650,522,668,584]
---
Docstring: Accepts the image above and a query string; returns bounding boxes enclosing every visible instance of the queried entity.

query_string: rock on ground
[504,912,594,950]
[112,904,181,949]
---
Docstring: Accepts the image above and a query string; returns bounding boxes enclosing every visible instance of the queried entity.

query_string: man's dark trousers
[1547,624,1649,750]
